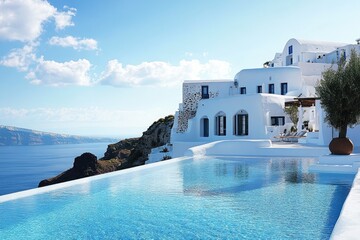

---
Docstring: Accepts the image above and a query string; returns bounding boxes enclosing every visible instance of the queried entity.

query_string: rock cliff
[38,152,121,187]
[38,115,174,187]
[102,115,174,167]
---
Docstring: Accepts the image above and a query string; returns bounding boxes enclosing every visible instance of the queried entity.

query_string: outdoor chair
[273,130,292,142]
[283,130,307,142]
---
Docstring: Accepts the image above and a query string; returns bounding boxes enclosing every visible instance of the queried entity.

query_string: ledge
[185,139,272,157]
[310,154,360,174]
[331,169,360,239]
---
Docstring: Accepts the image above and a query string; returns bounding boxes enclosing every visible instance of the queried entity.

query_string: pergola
[285,97,319,107]
[285,97,320,131]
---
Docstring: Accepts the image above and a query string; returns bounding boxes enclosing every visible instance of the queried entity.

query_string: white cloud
[0,42,37,71]
[100,59,232,87]
[53,6,76,30]
[1,41,93,87]
[49,36,98,51]
[0,0,55,41]
[0,0,76,42]
[27,58,92,86]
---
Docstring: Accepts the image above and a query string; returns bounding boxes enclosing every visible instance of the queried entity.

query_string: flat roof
[183,79,233,83]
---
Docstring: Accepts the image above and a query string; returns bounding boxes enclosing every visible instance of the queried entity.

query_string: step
[309,164,356,174]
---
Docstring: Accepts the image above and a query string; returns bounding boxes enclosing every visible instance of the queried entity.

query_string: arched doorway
[200,117,209,137]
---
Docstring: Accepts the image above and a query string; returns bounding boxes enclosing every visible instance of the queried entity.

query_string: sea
[0,142,114,196]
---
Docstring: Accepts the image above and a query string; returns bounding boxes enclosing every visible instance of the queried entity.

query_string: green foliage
[316,49,360,138]
[284,105,299,127]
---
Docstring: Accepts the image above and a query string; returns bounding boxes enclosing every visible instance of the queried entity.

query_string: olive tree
[284,105,299,131]
[316,49,360,138]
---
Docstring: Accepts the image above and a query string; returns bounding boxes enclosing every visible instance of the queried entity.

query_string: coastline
[0,142,112,196]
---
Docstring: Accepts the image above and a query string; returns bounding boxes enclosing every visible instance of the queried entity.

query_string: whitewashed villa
[167,38,360,157]
[148,38,360,239]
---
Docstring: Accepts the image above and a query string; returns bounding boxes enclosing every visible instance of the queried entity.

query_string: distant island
[0,125,117,146]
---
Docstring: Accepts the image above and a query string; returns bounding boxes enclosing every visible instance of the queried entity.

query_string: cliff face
[0,126,116,146]
[39,152,121,187]
[102,115,174,167]
[38,115,174,187]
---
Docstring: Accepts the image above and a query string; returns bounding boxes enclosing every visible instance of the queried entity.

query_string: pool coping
[331,168,360,240]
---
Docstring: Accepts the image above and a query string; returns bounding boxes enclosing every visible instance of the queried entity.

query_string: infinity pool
[0,157,354,239]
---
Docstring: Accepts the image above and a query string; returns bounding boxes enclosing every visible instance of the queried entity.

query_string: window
[288,45,293,55]
[341,50,346,60]
[240,87,246,94]
[200,117,209,137]
[201,86,209,99]
[286,55,293,66]
[215,112,226,136]
[257,85,262,93]
[268,84,275,94]
[281,83,288,95]
[271,116,285,126]
[234,110,248,136]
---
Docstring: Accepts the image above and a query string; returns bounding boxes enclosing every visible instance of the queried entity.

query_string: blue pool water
[0,157,354,239]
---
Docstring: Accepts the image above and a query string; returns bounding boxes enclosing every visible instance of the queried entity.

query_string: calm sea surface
[0,142,113,196]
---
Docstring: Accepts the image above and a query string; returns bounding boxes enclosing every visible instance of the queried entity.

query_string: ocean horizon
[0,142,113,196]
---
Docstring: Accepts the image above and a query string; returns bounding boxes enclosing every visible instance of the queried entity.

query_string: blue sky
[1,0,360,138]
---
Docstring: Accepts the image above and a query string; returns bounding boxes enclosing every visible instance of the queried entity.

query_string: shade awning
[285,97,319,107]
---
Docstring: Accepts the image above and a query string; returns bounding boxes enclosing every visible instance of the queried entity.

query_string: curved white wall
[234,67,302,96]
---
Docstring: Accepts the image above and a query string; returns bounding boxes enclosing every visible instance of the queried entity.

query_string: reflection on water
[214,163,228,176]
[233,163,249,179]
[182,157,336,197]
[285,172,315,184]
[214,162,250,179]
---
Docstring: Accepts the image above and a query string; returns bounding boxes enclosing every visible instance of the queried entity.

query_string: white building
[170,38,360,157]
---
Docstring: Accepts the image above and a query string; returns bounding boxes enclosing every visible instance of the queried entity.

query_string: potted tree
[316,50,360,155]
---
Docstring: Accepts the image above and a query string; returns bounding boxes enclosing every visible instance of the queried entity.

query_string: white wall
[307,100,360,147]
[297,62,333,77]
[234,67,302,95]
[172,94,291,143]
[176,80,233,134]
[281,38,347,67]
[182,80,234,105]
[281,38,302,65]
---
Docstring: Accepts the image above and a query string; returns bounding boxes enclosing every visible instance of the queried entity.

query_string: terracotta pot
[329,137,354,155]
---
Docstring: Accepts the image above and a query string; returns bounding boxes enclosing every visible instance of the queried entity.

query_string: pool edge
[331,168,360,240]
[0,156,191,203]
